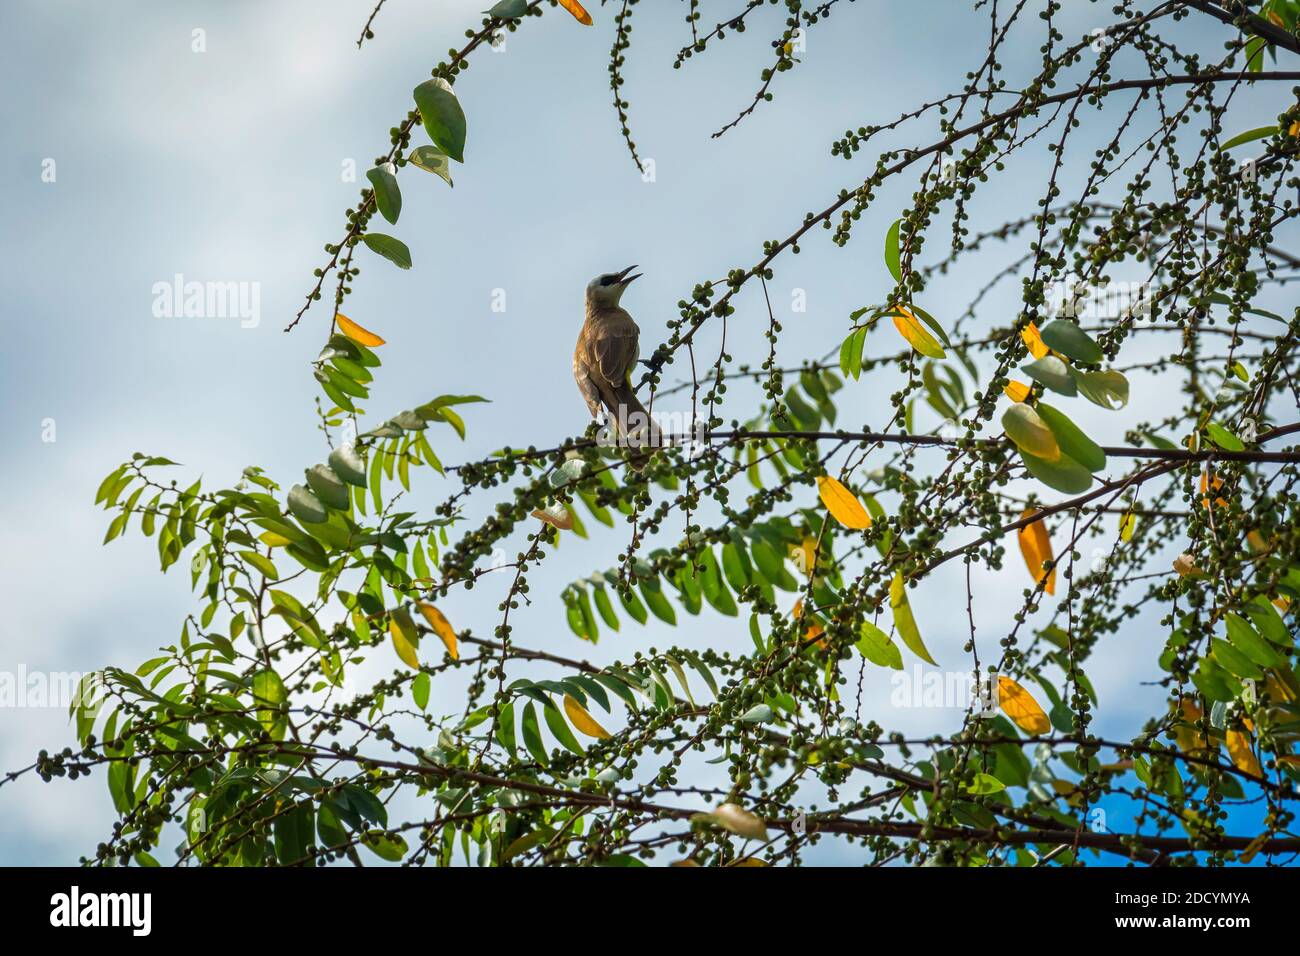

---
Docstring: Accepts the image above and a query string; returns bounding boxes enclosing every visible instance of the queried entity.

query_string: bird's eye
[599,275,614,287]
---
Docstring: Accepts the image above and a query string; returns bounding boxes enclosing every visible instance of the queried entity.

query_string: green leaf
[855,619,903,670]
[252,669,288,741]
[1020,448,1093,494]
[890,573,937,665]
[1206,421,1244,452]
[1075,369,1129,409]
[543,700,585,756]
[967,772,1006,795]
[884,218,902,282]
[412,671,431,711]
[287,484,328,524]
[327,444,368,487]
[520,702,548,765]
[365,164,402,225]
[1219,125,1277,151]
[305,464,350,511]
[1036,402,1106,472]
[1021,355,1077,396]
[407,146,454,187]
[362,831,409,862]
[361,233,412,270]
[1039,321,1103,364]
[1224,613,1283,667]
[1002,403,1060,460]
[487,0,529,17]
[413,77,467,163]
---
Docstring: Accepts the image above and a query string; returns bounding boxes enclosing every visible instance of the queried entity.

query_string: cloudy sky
[0,1,1287,865]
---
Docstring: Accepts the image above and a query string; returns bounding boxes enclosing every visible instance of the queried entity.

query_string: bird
[574,265,659,470]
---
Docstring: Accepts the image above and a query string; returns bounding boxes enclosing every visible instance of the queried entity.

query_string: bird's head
[585,265,641,308]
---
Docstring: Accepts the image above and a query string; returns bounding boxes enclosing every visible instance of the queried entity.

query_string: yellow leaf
[335,312,386,347]
[1200,469,1228,510]
[731,857,769,867]
[1239,831,1270,864]
[417,602,459,660]
[563,694,611,738]
[1246,530,1267,553]
[388,609,420,669]
[1290,120,1300,138]
[259,531,293,547]
[891,305,945,359]
[532,502,574,531]
[1269,9,1286,27]
[1172,697,1207,754]
[817,475,871,530]
[558,0,593,25]
[1119,510,1136,542]
[1004,380,1031,403]
[1226,728,1262,777]
[998,676,1050,734]
[1016,509,1056,595]
[1021,322,1048,359]
[788,537,817,576]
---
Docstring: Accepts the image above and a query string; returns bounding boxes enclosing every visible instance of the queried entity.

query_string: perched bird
[574,265,658,469]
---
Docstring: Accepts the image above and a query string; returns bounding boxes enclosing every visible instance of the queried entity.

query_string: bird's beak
[617,264,642,285]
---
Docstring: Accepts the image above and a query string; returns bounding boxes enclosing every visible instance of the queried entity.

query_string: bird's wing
[574,362,604,417]
[593,322,640,388]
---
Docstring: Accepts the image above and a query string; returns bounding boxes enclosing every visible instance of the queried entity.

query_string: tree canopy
[10,0,1300,867]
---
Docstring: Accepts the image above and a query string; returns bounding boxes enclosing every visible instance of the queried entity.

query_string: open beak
[617,264,642,285]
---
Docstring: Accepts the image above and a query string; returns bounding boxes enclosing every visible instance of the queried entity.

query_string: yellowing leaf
[1016,509,1056,595]
[1290,120,1300,137]
[890,573,937,665]
[389,609,420,669]
[891,306,945,359]
[417,602,459,660]
[1022,322,1049,359]
[1004,380,1031,403]
[335,312,386,347]
[532,502,574,531]
[817,475,871,530]
[558,0,593,25]
[710,803,768,841]
[998,676,1050,734]
[563,694,611,738]
[1173,552,1204,578]
[1119,510,1137,542]
[259,531,293,548]
[1226,728,1262,777]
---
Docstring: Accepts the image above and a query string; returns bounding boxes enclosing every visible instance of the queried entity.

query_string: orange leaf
[817,476,871,530]
[1016,509,1056,595]
[1004,380,1031,403]
[1200,469,1228,510]
[890,306,945,359]
[1226,728,1262,777]
[998,676,1050,734]
[563,694,611,738]
[1021,322,1048,359]
[417,602,459,660]
[335,312,385,347]
[558,0,593,25]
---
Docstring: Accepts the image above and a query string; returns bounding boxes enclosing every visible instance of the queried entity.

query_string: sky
[0,1,1292,866]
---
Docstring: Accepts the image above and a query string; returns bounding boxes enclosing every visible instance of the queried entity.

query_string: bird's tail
[605,383,660,472]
